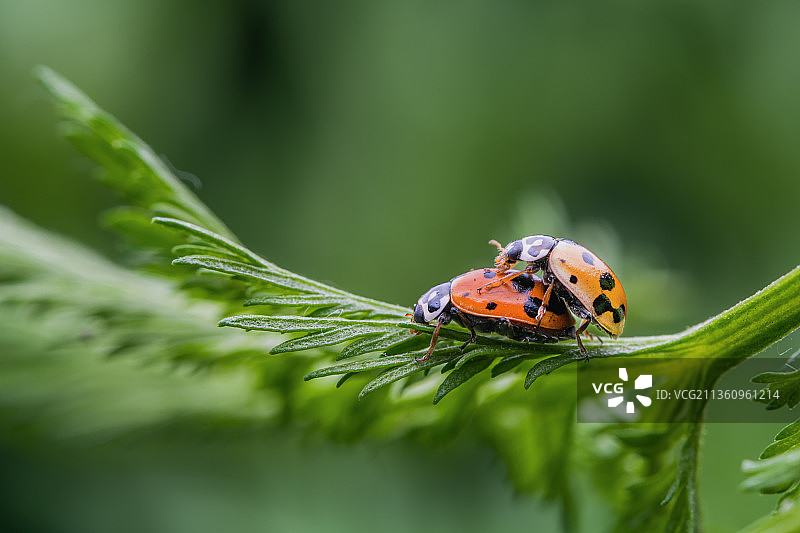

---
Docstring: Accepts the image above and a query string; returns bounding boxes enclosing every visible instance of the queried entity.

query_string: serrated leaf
[303,356,412,380]
[454,346,525,369]
[440,345,526,376]
[155,217,410,318]
[433,357,493,404]
[760,425,800,460]
[172,244,243,262]
[358,363,421,398]
[36,66,234,241]
[153,218,256,262]
[245,294,352,307]
[775,418,800,443]
[752,369,800,410]
[174,255,316,293]
[453,351,484,370]
[358,348,462,398]
[382,333,431,356]
[0,207,279,443]
[739,417,800,496]
[399,368,434,393]
[742,447,800,494]
[336,373,356,388]
[270,326,393,354]
[440,359,459,374]
[491,354,529,377]
[525,352,583,389]
[220,314,402,332]
[337,331,412,360]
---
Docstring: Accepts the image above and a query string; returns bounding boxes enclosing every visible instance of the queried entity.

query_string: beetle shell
[548,240,626,336]
[449,269,575,337]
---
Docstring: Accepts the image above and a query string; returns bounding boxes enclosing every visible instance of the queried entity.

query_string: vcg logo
[592,368,653,414]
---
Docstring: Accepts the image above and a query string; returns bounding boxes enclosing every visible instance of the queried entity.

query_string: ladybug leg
[416,318,444,362]
[582,331,604,344]
[477,270,523,294]
[453,309,477,350]
[482,239,546,293]
[574,319,590,361]
[489,239,509,272]
[486,238,516,280]
[535,278,556,326]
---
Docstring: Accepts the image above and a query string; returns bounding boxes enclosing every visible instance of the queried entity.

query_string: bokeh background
[1,1,799,531]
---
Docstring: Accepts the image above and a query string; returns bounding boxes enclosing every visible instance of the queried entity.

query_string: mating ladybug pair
[412,236,627,361]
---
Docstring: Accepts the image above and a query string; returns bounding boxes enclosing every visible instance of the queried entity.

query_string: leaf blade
[433,357,493,404]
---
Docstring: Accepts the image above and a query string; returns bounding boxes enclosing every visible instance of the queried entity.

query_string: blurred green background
[1,1,799,531]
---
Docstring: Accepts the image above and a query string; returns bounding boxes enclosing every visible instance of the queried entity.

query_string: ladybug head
[491,235,556,269]
[412,281,451,324]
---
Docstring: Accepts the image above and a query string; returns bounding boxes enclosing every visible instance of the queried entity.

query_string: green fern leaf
[434,357,493,404]
[32,65,800,533]
[752,369,800,410]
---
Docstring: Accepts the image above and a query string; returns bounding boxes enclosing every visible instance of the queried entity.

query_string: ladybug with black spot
[480,235,627,344]
[412,268,579,361]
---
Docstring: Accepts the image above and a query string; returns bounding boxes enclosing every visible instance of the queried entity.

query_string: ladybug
[481,235,626,343]
[411,268,578,361]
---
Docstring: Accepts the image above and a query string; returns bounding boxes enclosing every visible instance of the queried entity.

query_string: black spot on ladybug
[592,294,613,316]
[593,295,625,324]
[506,240,523,262]
[613,305,625,324]
[599,272,615,291]
[483,270,496,279]
[524,297,542,319]
[582,251,595,265]
[559,258,566,263]
[512,274,535,293]
[569,275,578,284]
[546,295,568,315]
[427,299,441,313]
[486,302,497,310]
[461,292,470,298]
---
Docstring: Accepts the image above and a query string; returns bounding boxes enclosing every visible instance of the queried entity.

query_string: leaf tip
[523,367,539,389]
[358,382,380,400]
[33,65,56,85]
[336,373,354,388]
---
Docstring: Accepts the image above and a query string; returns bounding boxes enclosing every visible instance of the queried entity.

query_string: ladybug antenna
[488,239,504,252]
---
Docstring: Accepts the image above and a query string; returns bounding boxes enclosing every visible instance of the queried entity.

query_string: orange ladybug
[411,268,577,361]
[481,235,626,346]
